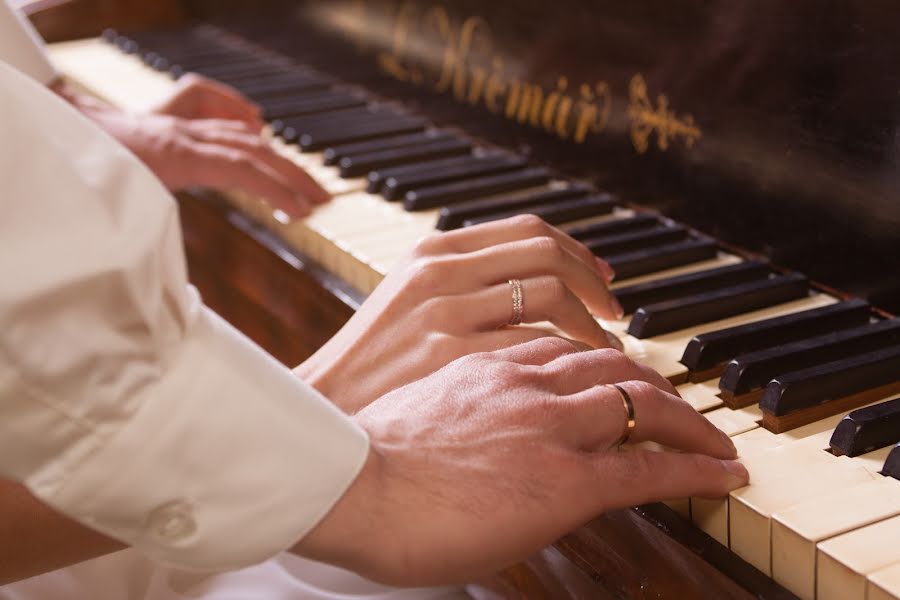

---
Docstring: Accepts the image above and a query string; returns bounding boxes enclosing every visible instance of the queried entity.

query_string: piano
[33,0,900,598]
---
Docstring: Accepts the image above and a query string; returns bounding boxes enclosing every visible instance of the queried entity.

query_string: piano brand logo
[627,74,702,153]
[313,1,703,154]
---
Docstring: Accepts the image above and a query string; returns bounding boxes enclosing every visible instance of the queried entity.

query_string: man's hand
[295,338,749,586]
[57,75,329,219]
[296,215,624,413]
[152,73,264,125]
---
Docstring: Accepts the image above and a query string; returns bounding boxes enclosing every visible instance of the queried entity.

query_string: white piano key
[729,457,877,576]
[771,477,900,600]
[868,562,900,600]
[49,38,176,110]
[816,514,900,600]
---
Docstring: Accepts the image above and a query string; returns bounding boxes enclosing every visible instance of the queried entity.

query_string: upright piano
[33,1,900,598]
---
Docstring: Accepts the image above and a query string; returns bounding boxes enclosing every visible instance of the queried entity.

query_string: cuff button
[147,501,197,542]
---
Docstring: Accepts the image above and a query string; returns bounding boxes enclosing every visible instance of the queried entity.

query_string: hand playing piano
[150,73,265,126]
[296,215,625,413]
[297,337,749,586]
[54,76,329,219]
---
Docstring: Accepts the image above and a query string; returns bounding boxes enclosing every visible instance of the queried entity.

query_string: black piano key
[383,155,527,200]
[563,214,660,241]
[281,106,410,136]
[829,397,900,457]
[113,36,140,54]
[680,299,873,373]
[759,344,900,417]
[338,138,472,177]
[462,195,616,227]
[261,94,366,120]
[720,319,900,398]
[229,75,333,99]
[299,117,428,151]
[153,49,245,72]
[604,238,718,281]
[404,167,551,211]
[189,60,282,80]
[884,444,900,480]
[584,225,690,257]
[367,155,490,192]
[274,106,383,135]
[436,185,592,230]
[138,41,247,65]
[627,273,809,339]
[323,132,453,166]
[614,260,772,316]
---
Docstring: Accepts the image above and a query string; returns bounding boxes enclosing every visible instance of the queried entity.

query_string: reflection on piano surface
[41,1,900,598]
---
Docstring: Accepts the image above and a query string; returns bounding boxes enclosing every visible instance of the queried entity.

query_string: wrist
[289,447,395,581]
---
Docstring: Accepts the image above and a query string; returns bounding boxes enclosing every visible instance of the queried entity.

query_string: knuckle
[529,235,565,259]
[689,453,716,474]
[616,450,655,482]
[412,233,446,257]
[510,213,548,235]
[418,296,455,326]
[487,360,528,387]
[594,347,632,370]
[405,256,451,291]
[624,379,658,401]
[225,149,253,168]
[531,335,579,357]
[543,276,571,305]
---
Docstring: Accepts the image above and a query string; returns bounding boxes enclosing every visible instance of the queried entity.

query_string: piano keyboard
[47,25,900,600]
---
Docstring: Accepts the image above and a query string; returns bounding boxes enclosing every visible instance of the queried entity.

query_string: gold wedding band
[611,384,636,447]
[508,279,524,325]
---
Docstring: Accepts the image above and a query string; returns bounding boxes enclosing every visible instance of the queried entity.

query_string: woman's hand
[56,75,329,219]
[296,215,625,413]
[296,338,749,586]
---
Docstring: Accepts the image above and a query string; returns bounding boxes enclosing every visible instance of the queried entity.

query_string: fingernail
[595,257,615,281]
[605,330,624,351]
[611,297,625,320]
[273,209,292,224]
[722,460,749,483]
[719,429,737,458]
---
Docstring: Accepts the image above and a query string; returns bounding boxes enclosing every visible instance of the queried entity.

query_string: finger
[483,336,582,366]
[184,118,256,133]
[186,126,331,206]
[188,141,313,219]
[566,380,735,458]
[176,74,262,126]
[426,215,616,283]
[544,348,676,397]
[479,327,592,354]
[591,450,749,510]
[465,277,620,350]
[452,236,622,319]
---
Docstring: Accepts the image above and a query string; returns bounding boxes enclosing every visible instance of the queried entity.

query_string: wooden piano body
[29,0,900,598]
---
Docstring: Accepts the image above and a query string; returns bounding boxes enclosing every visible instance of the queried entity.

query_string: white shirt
[0,0,55,84]
[0,2,369,573]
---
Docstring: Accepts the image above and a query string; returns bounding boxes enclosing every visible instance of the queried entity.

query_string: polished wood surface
[177,191,356,366]
[30,2,898,598]
[22,0,185,43]
[205,0,900,315]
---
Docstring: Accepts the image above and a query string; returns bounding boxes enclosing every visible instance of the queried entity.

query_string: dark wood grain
[24,0,186,43]
[177,191,357,366]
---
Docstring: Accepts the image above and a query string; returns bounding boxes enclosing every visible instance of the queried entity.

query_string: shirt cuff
[30,305,370,572]
[0,1,58,85]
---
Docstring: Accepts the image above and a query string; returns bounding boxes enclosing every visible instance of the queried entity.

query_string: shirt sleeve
[0,0,57,84]
[0,61,370,572]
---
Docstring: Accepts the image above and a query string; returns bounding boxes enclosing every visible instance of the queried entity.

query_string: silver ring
[508,279,524,325]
